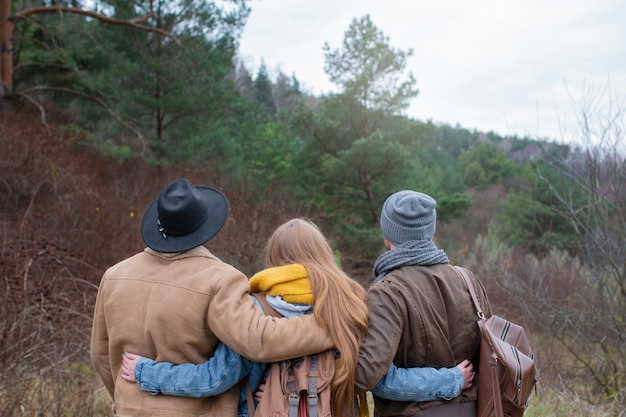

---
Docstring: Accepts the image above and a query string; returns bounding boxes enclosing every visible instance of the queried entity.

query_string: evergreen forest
[1,1,625,415]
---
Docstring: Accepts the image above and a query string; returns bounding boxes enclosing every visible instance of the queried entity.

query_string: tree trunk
[364,173,378,224]
[0,0,14,106]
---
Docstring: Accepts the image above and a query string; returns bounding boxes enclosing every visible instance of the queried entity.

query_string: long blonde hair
[265,218,368,417]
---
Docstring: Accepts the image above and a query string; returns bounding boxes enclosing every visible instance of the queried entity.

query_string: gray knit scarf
[373,239,449,285]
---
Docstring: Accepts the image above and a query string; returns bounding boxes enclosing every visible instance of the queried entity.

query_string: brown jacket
[90,246,333,417]
[355,263,491,416]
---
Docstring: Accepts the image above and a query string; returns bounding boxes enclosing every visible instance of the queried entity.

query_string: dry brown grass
[0,363,113,416]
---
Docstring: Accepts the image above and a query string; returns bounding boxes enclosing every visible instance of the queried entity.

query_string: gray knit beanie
[380,190,437,244]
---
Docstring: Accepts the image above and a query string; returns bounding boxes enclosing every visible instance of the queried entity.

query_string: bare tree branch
[17,86,145,145]
[11,2,179,45]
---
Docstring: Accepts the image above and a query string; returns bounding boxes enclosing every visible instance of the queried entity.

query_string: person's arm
[355,281,406,392]
[208,269,334,361]
[120,343,255,398]
[372,360,473,401]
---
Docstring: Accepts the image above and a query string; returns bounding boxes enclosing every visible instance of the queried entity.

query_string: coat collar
[144,245,220,262]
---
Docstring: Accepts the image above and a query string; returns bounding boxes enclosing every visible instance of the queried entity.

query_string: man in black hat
[90,178,333,417]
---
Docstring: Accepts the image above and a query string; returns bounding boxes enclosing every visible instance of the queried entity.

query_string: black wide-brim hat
[141,179,228,253]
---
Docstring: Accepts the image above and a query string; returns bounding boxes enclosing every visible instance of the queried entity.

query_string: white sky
[238,0,626,143]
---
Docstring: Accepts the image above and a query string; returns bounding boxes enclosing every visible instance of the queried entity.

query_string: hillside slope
[1,107,306,373]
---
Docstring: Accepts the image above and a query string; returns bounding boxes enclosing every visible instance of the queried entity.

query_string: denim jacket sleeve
[372,363,464,401]
[134,343,254,397]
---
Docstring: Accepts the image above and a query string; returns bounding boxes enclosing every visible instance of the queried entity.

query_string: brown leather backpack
[457,267,538,417]
[247,294,335,417]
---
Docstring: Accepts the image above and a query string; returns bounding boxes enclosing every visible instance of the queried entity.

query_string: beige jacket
[90,246,333,417]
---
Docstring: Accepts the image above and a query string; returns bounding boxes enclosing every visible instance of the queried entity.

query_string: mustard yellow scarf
[249,264,314,305]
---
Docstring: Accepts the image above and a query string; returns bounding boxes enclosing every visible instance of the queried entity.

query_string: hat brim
[141,186,228,253]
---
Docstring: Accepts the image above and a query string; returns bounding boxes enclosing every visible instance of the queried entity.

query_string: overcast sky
[238,0,626,143]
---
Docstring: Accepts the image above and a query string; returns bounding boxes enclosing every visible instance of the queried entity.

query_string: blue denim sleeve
[134,343,254,397]
[371,363,464,401]
[237,360,269,415]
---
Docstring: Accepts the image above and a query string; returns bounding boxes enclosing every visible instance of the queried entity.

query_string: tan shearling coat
[90,246,333,417]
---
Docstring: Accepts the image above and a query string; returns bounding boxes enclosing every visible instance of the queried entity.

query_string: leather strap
[456,266,504,417]
[247,293,284,417]
[253,293,283,318]
[247,378,256,417]
[491,358,504,417]
[455,266,485,321]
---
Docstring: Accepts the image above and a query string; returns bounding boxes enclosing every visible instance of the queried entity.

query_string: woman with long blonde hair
[257,218,368,416]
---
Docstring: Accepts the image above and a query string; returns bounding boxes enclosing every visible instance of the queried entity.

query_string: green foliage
[97,138,135,163]
[332,221,386,268]
[234,60,304,123]
[400,121,475,193]
[460,141,517,187]
[254,61,275,117]
[236,120,304,190]
[323,14,418,117]
[494,161,582,256]
[321,132,415,219]
[13,0,251,164]
[288,94,475,226]
[418,123,476,159]
[271,72,302,121]
[99,0,246,157]
[322,14,418,143]
[13,10,109,99]
[282,15,428,232]
[434,192,473,222]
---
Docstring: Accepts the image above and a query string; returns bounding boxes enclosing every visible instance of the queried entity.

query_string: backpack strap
[456,266,506,417]
[308,354,319,417]
[286,367,299,417]
[247,293,284,417]
[455,266,485,321]
[252,293,283,318]
[288,392,299,417]
[285,356,319,417]
[249,293,321,417]
[246,378,256,417]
